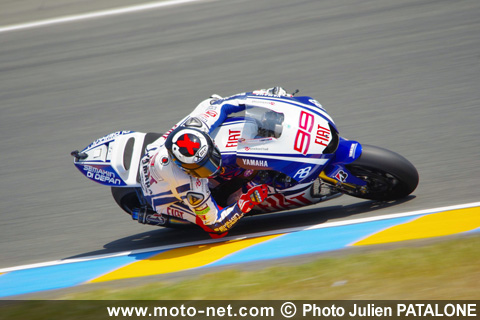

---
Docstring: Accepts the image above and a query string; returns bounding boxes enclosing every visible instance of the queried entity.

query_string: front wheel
[344,145,419,201]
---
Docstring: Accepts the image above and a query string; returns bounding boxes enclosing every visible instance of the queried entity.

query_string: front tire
[345,145,419,201]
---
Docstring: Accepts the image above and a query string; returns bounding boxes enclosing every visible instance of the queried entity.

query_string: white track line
[0,0,206,33]
[1,201,479,273]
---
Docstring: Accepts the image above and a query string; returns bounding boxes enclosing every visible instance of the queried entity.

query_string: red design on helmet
[176,133,200,155]
[165,127,222,178]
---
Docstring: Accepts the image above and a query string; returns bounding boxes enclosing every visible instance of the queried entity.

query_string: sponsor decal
[349,143,358,158]
[214,212,243,233]
[200,110,218,120]
[187,192,204,206]
[335,170,348,182]
[226,129,241,148]
[83,165,122,185]
[294,166,312,180]
[242,158,269,167]
[141,154,164,194]
[190,177,211,195]
[251,99,276,106]
[314,124,331,147]
[141,157,153,195]
[294,110,331,152]
[195,145,208,162]
[166,207,185,219]
[194,202,211,215]
[146,213,167,225]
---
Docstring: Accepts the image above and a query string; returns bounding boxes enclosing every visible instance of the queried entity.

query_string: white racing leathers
[139,93,250,236]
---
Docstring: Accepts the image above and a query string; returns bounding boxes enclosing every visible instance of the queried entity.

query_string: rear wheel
[344,145,419,201]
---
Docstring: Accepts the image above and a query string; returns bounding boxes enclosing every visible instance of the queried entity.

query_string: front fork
[318,138,368,194]
[319,169,367,194]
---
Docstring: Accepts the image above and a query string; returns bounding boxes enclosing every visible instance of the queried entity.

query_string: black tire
[111,187,141,215]
[344,145,419,201]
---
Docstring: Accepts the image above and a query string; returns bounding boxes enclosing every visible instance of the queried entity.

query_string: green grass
[1,235,478,319]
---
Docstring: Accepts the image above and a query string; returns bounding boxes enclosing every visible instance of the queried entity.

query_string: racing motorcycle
[71,93,419,228]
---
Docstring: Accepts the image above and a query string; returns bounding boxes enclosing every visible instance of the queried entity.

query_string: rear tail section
[71,131,161,187]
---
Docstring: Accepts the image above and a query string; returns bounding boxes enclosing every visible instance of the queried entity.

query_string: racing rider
[137,87,291,238]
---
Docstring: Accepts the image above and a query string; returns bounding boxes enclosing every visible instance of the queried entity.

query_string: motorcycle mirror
[71,150,88,160]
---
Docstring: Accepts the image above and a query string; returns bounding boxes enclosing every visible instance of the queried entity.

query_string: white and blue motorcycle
[71,92,419,228]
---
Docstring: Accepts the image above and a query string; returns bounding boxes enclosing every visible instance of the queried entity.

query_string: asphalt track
[0,203,478,298]
[1,0,479,277]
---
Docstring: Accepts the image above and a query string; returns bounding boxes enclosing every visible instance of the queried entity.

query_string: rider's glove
[237,184,269,213]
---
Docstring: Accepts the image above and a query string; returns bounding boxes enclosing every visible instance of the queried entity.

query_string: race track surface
[0,203,478,298]
[1,0,479,272]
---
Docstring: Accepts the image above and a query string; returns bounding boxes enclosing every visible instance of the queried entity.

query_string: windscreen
[242,107,285,140]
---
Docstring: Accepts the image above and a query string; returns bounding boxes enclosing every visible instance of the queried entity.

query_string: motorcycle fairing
[246,94,338,133]
[209,117,255,167]
[330,138,362,165]
[72,94,365,189]
[236,144,333,183]
[321,138,367,186]
[73,131,151,187]
[232,98,338,183]
[322,164,367,187]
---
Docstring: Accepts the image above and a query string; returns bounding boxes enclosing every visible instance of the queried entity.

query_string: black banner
[0,300,478,320]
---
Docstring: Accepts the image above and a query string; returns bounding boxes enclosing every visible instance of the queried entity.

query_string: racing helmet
[165,127,222,178]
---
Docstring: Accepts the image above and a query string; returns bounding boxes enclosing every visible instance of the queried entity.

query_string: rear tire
[345,145,419,201]
[111,187,141,215]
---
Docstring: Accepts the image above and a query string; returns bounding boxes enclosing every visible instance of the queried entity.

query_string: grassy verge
[1,235,478,319]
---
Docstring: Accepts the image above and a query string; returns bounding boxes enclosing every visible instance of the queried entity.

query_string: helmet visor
[183,144,221,178]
